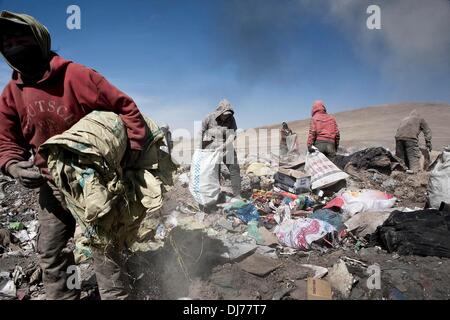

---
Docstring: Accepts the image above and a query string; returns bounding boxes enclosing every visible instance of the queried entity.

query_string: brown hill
[245,102,450,153]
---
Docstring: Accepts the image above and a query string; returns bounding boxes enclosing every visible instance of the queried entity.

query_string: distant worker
[200,99,241,197]
[307,100,340,160]
[395,110,432,172]
[280,122,298,155]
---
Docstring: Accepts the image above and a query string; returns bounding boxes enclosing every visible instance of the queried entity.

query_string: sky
[1,0,449,137]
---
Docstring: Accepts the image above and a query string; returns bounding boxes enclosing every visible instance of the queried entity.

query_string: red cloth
[0,54,147,174]
[324,196,345,210]
[307,100,340,147]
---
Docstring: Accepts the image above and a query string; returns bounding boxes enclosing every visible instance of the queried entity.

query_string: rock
[238,253,281,277]
[221,241,257,261]
[211,272,234,288]
[327,260,355,298]
[372,173,384,182]
[382,178,396,189]
[255,245,278,259]
[300,264,328,278]
[0,228,12,247]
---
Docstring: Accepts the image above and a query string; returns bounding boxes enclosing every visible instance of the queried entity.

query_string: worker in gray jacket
[395,109,432,172]
[200,99,241,197]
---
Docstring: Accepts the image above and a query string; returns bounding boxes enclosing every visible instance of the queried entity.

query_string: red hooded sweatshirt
[0,54,147,175]
[306,101,340,147]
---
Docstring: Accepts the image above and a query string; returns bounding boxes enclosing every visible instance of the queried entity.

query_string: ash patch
[127,227,228,299]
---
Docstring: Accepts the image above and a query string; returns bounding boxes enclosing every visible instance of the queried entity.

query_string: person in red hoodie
[306,100,340,160]
[0,11,147,299]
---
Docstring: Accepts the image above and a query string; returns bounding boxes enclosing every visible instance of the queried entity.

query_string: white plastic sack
[189,149,222,206]
[325,190,397,219]
[341,190,396,217]
[286,134,299,153]
[427,147,450,208]
[305,151,348,190]
[274,218,336,250]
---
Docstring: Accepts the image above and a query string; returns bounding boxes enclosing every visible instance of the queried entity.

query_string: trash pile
[165,145,450,300]
[2,145,450,300]
[0,176,45,300]
[334,147,431,206]
[0,174,100,300]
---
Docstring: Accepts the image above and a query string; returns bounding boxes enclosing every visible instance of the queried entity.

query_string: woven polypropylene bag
[189,148,222,206]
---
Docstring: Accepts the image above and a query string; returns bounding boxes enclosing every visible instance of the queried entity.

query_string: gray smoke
[215,0,450,86]
[323,0,450,74]
[214,0,304,82]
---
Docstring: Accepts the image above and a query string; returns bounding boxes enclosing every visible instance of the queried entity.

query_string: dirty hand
[7,161,46,189]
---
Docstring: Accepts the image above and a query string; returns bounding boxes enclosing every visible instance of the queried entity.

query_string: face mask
[3,44,46,78]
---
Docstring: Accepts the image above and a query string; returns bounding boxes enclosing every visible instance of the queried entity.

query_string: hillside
[238,102,450,154]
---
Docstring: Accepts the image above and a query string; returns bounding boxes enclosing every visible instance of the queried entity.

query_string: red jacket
[0,54,147,174]
[306,101,340,147]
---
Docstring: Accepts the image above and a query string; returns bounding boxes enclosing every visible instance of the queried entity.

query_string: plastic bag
[286,134,299,153]
[247,221,263,244]
[274,218,336,250]
[305,150,348,190]
[427,147,450,208]
[234,204,260,223]
[325,189,396,218]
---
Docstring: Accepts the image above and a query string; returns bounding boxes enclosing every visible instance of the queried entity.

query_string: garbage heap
[164,146,450,299]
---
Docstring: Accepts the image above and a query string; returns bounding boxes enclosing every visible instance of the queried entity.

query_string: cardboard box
[307,278,332,300]
[274,168,311,194]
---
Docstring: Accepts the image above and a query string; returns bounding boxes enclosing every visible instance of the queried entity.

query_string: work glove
[7,161,46,189]
[307,145,315,153]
